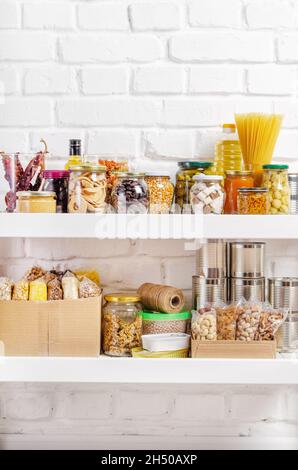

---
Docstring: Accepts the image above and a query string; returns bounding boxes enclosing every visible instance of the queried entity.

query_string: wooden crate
[191,340,276,359]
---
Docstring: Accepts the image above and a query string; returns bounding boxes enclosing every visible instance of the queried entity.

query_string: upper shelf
[0,213,297,239]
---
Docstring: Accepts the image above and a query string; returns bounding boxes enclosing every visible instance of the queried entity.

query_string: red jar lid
[43,170,70,179]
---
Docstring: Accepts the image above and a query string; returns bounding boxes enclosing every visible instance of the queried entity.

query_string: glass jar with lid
[40,170,69,213]
[175,162,212,211]
[190,175,224,214]
[68,164,107,213]
[224,170,254,214]
[102,293,143,357]
[111,173,148,213]
[237,188,269,215]
[262,164,290,215]
[145,172,174,214]
[16,191,56,213]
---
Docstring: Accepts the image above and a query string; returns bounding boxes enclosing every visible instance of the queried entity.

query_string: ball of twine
[137,283,185,313]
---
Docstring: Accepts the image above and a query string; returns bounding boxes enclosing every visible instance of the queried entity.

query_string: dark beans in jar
[112,177,148,213]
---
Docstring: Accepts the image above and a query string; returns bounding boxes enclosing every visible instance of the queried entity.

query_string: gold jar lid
[17,191,56,198]
[226,170,252,176]
[69,164,106,172]
[104,292,141,303]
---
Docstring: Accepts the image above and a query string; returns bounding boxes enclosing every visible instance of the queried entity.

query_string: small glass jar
[224,171,254,214]
[175,162,212,211]
[40,170,69,213]
[68,164,106,213]
[262,164,290,215]
[190,175,224,214]
[16,191,56,213]
[145,172,174,214]
[111,173,148,214]
[102,293,142,357]
[237,187,269,215]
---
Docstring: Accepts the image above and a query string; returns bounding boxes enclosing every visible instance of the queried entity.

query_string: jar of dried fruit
[145,172,174,214]
[68,164,107,213]
[262,164,290,215]
[102,293,142,357]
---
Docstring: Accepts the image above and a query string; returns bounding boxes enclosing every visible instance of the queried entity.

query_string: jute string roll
[137,283,185,314]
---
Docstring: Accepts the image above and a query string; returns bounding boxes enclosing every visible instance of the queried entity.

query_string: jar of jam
[237,188,269,215]
[224,171,254,214]
[40,170,69,213]
[175,161,212,212]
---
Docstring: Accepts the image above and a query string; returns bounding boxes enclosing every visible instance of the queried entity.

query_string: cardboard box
[191,339,276,359]
[0,296,102,357]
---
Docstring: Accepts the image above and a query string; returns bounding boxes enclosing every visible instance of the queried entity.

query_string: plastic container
[141,333,190,352]
[40,170,69,213]
[214,124,242,175]
[68,164,106,213]
[111,173,148,214]
[16,191,56,213]
[190,175,224,214]
[262,164,290,215]
[174,161,212,212]
[141,311,190,335]
[131,347,189,358]
[237,187,269,215]
[145,173,174,214]
[224,170,254,214]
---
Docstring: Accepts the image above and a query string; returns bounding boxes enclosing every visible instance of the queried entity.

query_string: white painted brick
[4,393,52,420]
[274,100,298,128]
[189,0,242,28]
[134,66,184,94]
[0,33,55,61]
[81,67,129,95]
[163,99,235,127]
[195,129,222,157]
[268,256,298,278]
[57,99,161,127]
[135,240,194,257]
[30,130,85,157]
[78,3,129,31]
[103,258,162,289]
[87,130,137,157]
[0,99,53,127]
[60,35,162,64]
[0,67,18,95]
[116,391,170,418]
[23,2,75,30]
[0,1,20,29]
[163,257,195,289]
[0,239,24,259]
[24,66,74,95]
[189,67,244,94]
[278,34,298,62]
[247,67,297,95]
[286,391,298,420]
[0,130,28,152]
[246,0,298,29]
[143,130,194,159]
[55,392,112,420]
[231,393,285,420]
[174,394,225,421]
[170,32,274,63]
[129,2,181,31]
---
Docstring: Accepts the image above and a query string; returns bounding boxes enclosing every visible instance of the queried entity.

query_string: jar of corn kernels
[237,187,269,215]
[145,172,174,214]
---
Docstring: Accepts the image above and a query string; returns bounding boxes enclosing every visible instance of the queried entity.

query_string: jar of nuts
[262,165,290,215]
[145,173,174,214]
[102,293,142,357]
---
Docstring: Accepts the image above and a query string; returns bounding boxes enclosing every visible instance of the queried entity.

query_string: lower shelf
[0,356,297,384]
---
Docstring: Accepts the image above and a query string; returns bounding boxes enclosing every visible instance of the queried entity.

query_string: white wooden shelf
[0,213,298,239]
[0,356,297,384]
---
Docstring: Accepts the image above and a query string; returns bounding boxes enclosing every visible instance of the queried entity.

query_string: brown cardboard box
[191,339,276,359]
[0,296,102,357]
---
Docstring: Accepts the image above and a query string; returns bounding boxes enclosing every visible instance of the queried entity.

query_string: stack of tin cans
[288,173,298,214]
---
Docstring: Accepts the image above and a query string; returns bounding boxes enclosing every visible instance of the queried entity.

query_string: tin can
[276,315,298,352]
[196,239,227,278]
[268,278,298,313]
[230,242,265,278]
[229,278,265,303]
[192,276,227,309]
[288,173,298,214]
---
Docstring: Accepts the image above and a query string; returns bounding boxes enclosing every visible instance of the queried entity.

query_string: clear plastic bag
[48,277,63,301]
[12,279,29,300]
[216,301,238,340]
[62,276,79,300]
[236,297,262,342]
[191,303,217,341]
[256,304,288,341]
[0,277,13,300]
[79,276,101,298]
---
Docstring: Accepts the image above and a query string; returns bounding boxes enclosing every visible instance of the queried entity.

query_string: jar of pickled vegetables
[145,173,174,214]
[175,162,212,212]
[224,171,254,214]
[262,164,290,215]
[237,188,269,215]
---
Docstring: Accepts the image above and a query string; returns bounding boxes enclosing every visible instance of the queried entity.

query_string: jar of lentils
[175,161,212,212]
[145,172,174,214]
[262,164,290,215]
[111,173,148,213]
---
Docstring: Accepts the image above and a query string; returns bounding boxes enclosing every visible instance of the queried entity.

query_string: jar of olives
[174,162,212,212]
[262,165,290,215]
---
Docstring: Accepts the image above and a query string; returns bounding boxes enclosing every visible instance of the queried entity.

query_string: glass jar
[68,164,106,213]
[237,188,269,215]
[16,191,56,213]
[224,171,254,214]
[262,164,290,215]
[145,172,174,214]
[175,162,212,212]
[190,175,224,214]
[102,293,142,357]
[40,170,69,213]
[111,173,148,214]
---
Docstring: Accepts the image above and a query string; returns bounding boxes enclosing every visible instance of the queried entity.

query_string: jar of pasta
[145,172,174,214]
[111,173,148,213]
[68,164,106,213]
[224,171,254,214]
[175,162,212,212]
[237,188,269,215]
[102,293,142,357]
[262,164,290,215]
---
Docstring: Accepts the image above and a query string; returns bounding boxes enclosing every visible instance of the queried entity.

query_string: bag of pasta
[236,297,262,342]
[256,303,288,341]
[191,303,217,341]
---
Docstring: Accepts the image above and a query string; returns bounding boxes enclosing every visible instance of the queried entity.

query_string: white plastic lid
[193,174,223,181]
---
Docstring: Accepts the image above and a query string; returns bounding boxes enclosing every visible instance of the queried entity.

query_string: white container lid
[193,174,223,181]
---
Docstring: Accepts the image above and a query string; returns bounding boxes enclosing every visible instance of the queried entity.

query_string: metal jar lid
[17,191,56,198]
[104,292,141,303]
[238,187,268,193]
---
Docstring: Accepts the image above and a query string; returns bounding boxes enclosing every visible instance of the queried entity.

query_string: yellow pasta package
[29,279,47,301]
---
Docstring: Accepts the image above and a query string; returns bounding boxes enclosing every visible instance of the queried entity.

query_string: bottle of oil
[65,139,82,169]
[213,124,242,175]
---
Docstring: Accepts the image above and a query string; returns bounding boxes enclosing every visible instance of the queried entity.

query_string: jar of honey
[224,171,254,214]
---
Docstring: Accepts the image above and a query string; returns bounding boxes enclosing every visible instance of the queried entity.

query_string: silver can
[196,239,227,278]
[230,278,265,303]
[268,278,298,313]
[276,315,298,352]
[230,242,265,278]
[192,276,227,309]
[288,173,298,214]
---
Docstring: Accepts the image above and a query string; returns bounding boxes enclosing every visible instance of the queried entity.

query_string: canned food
[268,278,298,313]
[192,276,227,309]
[230,242,265,278]
[196,239,227,278]
[288,174,298,214]
[229,278,265,303]
[276,316,298,352]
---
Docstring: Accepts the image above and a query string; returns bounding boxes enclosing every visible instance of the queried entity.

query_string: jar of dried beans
[111,173,148,214]
[237,187,269,215]
[145,172,174,214]
[68,164,107,213]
